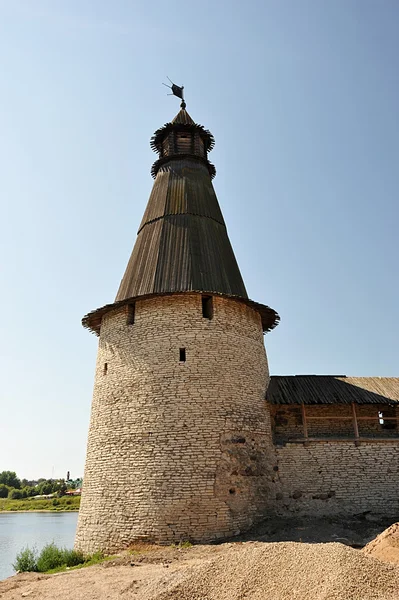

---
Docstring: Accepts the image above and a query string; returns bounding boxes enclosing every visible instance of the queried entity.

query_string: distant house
[65,488,81,496]
[33,493,56,499]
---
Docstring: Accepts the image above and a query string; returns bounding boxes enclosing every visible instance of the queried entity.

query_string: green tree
[21,486,35,498]
[37,481,53,495]
[0,484,9,498]
[0,471,21,489]
[58,481,67,497]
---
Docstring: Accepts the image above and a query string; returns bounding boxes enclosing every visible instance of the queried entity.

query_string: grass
[0,496,80,512]
[170,541,193,549]
[46,553,116,574]
[127,540,193,556]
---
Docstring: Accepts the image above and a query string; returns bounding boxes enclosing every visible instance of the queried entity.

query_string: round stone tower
[75,101,279,553]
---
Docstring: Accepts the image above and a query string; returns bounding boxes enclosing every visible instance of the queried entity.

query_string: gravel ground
[1,539,399,600]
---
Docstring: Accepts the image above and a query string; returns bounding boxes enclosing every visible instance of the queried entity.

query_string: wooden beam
[288,437,399,444]
[306,415,399,421]
[351,402,360,445]
[357,416,399,421]
[306,416,353,420]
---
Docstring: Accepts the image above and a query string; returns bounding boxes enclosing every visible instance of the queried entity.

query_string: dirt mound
[1,541,399,600]
[152,542,399,600]
[363,522,399,566]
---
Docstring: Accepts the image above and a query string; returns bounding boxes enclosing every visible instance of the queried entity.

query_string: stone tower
[75,101,279,553]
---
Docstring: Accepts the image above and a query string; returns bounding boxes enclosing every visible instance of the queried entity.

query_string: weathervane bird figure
[162,77,186,108]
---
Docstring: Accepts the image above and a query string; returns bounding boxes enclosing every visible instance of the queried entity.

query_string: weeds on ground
[170,541,193,549]
[128,542,160,555]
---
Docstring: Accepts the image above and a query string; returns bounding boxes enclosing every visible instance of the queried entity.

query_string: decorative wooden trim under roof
[150,108,216,179]
[151,153,216,179]
[82,291,279,336]
[151,119,215,154]
[267,375,399,406]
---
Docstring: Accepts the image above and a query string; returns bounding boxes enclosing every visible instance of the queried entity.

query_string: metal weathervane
[162,77,186,109]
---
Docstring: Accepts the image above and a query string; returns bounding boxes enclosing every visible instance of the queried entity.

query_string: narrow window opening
[127,303,135,325]
[202,295,213,320]
[103,363,108,375]
[179,348,186,362]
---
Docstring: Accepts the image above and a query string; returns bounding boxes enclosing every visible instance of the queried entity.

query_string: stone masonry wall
[75,294,274,553]
[271,404,399,516]
[273,440,399,516]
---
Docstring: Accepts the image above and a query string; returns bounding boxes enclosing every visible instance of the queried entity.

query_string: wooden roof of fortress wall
[267,376,399,406]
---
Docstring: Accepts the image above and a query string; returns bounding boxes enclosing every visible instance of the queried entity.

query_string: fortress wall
[273,440,399,515]
[75,294,275,553]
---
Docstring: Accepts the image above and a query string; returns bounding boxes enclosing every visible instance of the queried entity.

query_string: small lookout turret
[75,99,279,553]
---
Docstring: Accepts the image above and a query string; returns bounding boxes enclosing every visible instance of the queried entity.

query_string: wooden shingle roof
[267,376,399,406]
[115,158,248,301]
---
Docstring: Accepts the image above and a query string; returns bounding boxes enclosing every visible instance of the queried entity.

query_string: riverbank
[0,496,80,512]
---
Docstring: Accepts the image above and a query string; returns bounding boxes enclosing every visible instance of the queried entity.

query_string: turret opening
[127,303,135,325]
[179,348,186,362]
[202,295,213,320]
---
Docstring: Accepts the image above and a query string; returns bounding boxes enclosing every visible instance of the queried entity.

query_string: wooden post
[301,402,309,446]
[351,402,360,445]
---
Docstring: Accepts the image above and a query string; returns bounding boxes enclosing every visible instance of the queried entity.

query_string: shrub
[62,548,85,567]
[89,551,104,562]
[13,547,38,572]
[36,543,65,572]
[52,498,59,506]
[13,544,95,574]
[0,484,9,498]
[8,488,23,500]
[22,486,35,498]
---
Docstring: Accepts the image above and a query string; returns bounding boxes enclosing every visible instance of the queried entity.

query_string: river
[0,512,78,580]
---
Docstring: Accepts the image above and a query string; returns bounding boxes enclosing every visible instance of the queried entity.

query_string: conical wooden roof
[116,108,247,300]
[83,107,279,334]
[171,107,195,125]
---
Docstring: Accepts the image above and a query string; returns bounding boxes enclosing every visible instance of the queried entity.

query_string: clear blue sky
[1,0,398,480]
